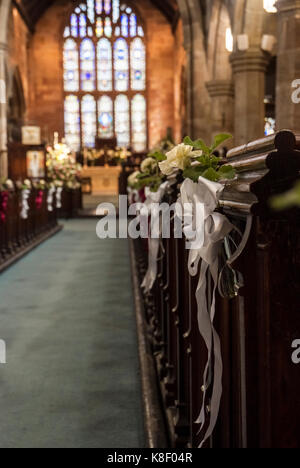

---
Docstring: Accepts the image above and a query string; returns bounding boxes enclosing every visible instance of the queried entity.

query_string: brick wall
[20,0,185,149]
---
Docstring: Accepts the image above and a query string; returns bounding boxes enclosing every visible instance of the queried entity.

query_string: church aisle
[0,220,145,448]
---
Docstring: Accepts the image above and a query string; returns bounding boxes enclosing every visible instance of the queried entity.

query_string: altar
[81,166,121,196]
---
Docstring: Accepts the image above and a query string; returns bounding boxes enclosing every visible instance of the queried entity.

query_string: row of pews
[133,130,300,448]
[0,188,59,271]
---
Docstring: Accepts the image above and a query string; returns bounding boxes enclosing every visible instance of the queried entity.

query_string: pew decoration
[129,133,244,446]
[0,179,14,224]
[33,180,46,211]
[17,179,32,220]
[46,143,82,191]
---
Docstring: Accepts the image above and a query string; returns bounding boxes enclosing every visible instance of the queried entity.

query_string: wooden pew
[0,187,61,272]
[135,130,300,448]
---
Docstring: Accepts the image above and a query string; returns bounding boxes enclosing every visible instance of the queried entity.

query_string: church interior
[0,0,300,450]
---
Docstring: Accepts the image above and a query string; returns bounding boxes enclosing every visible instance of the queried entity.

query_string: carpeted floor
[0,220,145,448]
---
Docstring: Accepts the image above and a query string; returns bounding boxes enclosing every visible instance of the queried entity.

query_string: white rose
[141,157,157,173]
[159,144,202,175]
[5,179,14,190]
[24,179,32,189]
[128,171,141,187]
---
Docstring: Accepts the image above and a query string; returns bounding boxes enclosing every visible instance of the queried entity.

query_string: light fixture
[226,28,233,52]
[264,0,277,13]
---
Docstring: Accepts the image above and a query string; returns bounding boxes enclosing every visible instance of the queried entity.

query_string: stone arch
[7,66,26,142]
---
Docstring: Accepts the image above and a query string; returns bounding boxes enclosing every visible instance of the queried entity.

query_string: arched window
[63,0,147,151]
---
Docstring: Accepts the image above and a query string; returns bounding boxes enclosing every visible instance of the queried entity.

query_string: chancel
[0,0,300,451]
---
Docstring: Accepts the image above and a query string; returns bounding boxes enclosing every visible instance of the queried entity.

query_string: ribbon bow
[20,189,31,220]
[141,181,172,292]
[47,187,56,212]
[178,177,233,448]
[56,187,63,209]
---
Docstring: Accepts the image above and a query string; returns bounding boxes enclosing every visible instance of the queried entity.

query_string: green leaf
[183,136,210,154]
[218,165,236,180]
[210,133,232,152]
[148,151,166,162]
[183,167,203,183]
[201,167,221,182]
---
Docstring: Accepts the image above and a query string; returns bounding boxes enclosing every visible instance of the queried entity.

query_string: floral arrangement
[47,143,82,190]
[84,148,104,164]
[16,179,32,191]
[0,178,14,192]
[32,180,46,210]
[108,147,132,163]
[128,133,235,193]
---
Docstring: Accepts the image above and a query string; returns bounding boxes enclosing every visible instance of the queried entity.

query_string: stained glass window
[121,14,128,37]
[82,95,97,147]
[79,13,87,37]
[130,14,137,37]
[63,1,147,150]
[96,17,103,37]
[97,38,112,91]
[104,17,112,37]
[131,38,146,91]
[132,95,146,152]
[64,95,81,150]
[71,14,78,37]
[98,96,114,138]
[104,0,111,15]
[80,39,96,91]
[63,39,79,92]
[115,95,130,147]
[114,38,129,91]
[96,0,102,15]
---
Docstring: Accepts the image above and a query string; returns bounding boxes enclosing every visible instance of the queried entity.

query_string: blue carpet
[0,220,145,448]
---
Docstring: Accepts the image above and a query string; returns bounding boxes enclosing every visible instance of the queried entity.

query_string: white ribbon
[141,181,172,293]
[47,187,56,212]
[56,187,63,209]
[177,177,233,448]
[127,187,139,205]
[20,189,31,220]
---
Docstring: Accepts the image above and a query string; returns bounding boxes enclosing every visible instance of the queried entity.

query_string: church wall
[25,0,180,149]
[173,19,187,143]
[7,6,30,117]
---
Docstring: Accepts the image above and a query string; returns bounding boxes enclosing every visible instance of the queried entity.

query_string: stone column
[205,80,234,142]
[0,0,11,178]
[230,48,270,146]
[276,0,300,132]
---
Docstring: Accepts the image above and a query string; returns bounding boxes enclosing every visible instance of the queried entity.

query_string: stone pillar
[205,80,234,141]
[276,0,300,132]
[0,0,12,179]
[230,48,270,146]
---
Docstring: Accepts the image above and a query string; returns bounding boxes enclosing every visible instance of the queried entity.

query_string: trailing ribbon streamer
[177,177,233,448]
[141,181,172,293]
[47,187,56,212]
[20,189,31,220]
[56,187,63,209]
[127,187,139,205]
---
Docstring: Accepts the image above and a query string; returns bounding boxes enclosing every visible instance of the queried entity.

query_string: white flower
[23,179,32,189]
[5,179,14,190]
[159,144,202,176]
[128,171,141,187]
[141,157,157,173]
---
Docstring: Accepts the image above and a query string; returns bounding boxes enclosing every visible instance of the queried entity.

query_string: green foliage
[183,133,235,183]
[270,181,300,210]
[148,151,167,163]
[183,133,232,157]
